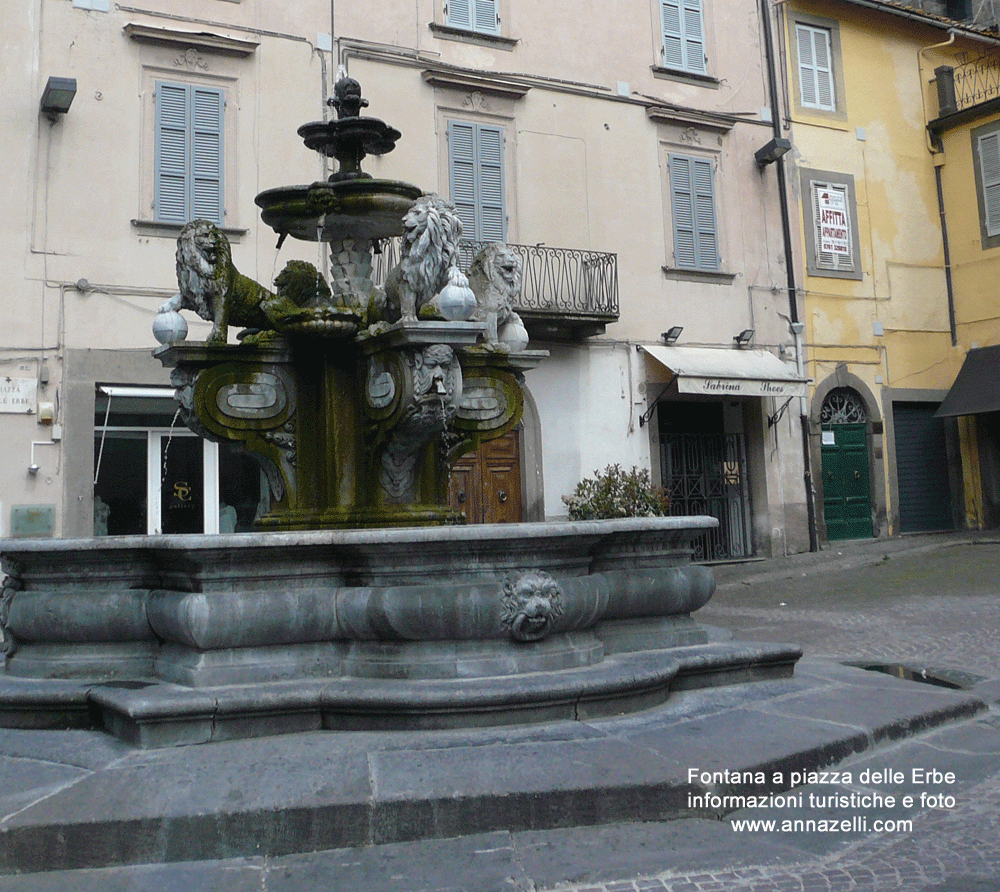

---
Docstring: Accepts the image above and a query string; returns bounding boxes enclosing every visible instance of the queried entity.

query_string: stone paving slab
[0,657,985,876]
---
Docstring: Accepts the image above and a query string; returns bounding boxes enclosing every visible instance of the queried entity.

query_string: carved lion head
[500,570,564,642]
[468,243,523,305]
[175,219,232,317]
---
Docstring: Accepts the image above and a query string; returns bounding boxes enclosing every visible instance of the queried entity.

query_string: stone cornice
[645,104,741,133]
[124,23,259,56]
[421,68,531,100]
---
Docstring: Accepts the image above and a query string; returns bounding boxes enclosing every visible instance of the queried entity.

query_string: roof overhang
[640,345,809,398]
[935,345,1000,417]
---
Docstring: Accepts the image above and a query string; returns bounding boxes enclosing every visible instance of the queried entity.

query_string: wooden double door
[448,430,523,524]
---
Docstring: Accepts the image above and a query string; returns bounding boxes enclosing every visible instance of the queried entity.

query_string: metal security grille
[660,432,752,560]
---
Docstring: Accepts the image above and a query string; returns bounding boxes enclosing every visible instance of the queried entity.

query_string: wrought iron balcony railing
[371,239,619,339]
[936,52,1000,115]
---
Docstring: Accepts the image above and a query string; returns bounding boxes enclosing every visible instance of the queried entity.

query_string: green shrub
[562,464,672,520]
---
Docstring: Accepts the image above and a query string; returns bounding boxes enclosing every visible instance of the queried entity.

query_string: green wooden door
[821,423,873,540]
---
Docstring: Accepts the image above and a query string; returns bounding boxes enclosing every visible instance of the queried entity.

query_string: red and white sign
[817,188,850,256]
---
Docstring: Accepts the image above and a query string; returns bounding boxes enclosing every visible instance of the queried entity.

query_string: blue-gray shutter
[661,0,705,73]
[670,154,718,271]
[447,0,498,33]
[448,121,478,238]
[978,131,1000,236]
[154,81,224,225]
[476,124,506,242]
[447,0,472,29]
[155,82,189,223]
[692,158,717,270]
[448,120,506,242]
[192,86,224,223]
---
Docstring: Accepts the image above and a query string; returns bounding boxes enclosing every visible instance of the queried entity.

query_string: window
[668,154,719,272]
[973,122,1000,248]
[795,24,835,111]
[154,80,225,225]
[800,169,863,280]
[661,0,706,75]
[446,0,499,35]
[93,390,263,535]
[448,120,506,242]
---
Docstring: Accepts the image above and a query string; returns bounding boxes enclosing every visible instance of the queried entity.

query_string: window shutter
[661,1,684,70]
[978,132,1000,236]
[449,121,506,242]
[662,0,705,73]
[447,0,473,30]
[191,86,224,223]
[476,125,506,242]
[473,0,499,34]
[155,82,189,224]
[155,81,225,225]
[812,181,854,272]
[670,154,718,271]
[796,24,835,111]
[682,0,705,74]
[670,155,696,268]
[692,158,718,270]
[448,121,478,238]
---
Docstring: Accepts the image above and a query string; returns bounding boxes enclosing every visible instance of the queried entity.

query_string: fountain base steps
[0,638,800,748]
[0,656,984,875]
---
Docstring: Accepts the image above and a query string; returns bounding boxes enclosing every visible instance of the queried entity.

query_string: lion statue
[382,194,464,323]
[159,219,278,344]
[467,243,526,348]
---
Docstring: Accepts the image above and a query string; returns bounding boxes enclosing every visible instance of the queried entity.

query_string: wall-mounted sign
[0,377,37,414]
[678,377,809,398]
[817,188,851,256]
[822,430,836,446]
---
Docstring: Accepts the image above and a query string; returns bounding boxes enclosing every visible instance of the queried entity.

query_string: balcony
[372,239,619,340]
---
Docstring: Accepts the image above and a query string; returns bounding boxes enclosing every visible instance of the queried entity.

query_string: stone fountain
[0,78,799,748]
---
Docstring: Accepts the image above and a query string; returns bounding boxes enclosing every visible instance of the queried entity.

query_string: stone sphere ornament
[436,266,477,321]
[498,316,529,352]
[152,307,189,344]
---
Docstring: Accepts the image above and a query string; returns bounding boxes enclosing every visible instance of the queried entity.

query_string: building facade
[3,0,810,557]
[771,0,1000,541]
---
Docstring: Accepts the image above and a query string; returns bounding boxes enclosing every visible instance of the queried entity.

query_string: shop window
[94,389,263,535]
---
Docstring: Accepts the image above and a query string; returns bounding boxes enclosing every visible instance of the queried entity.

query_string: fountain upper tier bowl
[255,177,423,243]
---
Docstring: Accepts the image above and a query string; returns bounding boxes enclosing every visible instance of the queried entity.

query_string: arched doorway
[820,387,874,540]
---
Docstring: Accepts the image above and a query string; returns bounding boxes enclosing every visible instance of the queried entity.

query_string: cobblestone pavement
[538,538,1000,892]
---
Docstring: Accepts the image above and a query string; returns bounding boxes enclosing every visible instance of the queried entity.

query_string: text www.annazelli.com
[730,817,914,833]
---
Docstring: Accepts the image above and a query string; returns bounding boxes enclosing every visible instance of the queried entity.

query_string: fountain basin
[255,179,422,242]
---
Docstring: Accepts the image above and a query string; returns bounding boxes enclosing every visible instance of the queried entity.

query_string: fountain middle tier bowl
[255,179,423,243]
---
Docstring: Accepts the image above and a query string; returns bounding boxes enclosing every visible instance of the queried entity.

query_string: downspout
[919,31,959,347]
[761,0,819,551]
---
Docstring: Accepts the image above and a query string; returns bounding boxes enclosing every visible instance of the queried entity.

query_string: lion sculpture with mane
[160,219,322,342]
[381,194,464,323]
[467,243,526,347]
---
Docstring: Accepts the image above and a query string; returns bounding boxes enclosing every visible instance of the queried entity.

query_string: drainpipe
[761,0,818,552]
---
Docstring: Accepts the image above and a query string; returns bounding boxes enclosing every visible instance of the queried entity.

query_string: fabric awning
[935,345,1000,417]
[640,345,809,398]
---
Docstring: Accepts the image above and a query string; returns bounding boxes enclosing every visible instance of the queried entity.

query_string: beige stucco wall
[2,0,808,551]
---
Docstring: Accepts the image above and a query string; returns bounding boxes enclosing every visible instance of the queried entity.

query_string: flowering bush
[562,464,672,520]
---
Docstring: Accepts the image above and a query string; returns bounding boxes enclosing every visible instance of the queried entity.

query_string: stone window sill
[661,266,737,284]
[429,23,518,51]
[651,66,720,89]
[132,219,247,241]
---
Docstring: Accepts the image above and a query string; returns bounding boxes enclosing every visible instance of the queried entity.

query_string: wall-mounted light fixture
[734,328,755,347]
[40,76,77,120]
[754,136,791,167]
[661,326,683,345]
